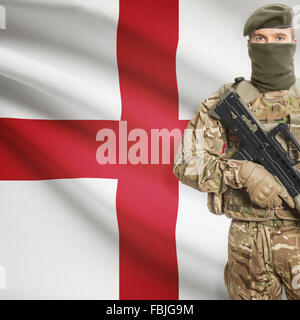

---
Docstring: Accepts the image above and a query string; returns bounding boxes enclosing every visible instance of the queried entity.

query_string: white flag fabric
[0,0,299,300]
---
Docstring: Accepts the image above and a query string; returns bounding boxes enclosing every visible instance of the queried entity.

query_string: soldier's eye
[256,36,265,41]
[277,36,285,41]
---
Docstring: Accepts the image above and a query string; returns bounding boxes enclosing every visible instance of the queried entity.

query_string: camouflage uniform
[173,80,300,299]
[225,219,300,300]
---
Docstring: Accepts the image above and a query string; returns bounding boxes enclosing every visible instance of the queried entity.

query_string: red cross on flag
[0,0,230,299]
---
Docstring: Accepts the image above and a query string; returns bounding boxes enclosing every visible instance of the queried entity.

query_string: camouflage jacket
[173,79,300,221]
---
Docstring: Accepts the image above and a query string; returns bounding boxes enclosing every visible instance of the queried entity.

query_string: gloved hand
[239,161,295,209]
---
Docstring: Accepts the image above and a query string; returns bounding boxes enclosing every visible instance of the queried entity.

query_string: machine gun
[209,87,300,212]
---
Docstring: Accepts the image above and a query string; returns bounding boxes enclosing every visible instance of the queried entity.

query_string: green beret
[243,3,294,37]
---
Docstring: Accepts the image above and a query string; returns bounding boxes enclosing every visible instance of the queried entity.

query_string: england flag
[0,0,298,300]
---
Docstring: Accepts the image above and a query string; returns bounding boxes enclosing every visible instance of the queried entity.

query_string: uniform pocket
[227,220,258,298]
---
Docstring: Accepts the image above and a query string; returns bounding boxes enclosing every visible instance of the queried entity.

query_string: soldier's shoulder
[217,82,235,97]
[198,82,234,113]
[290,78,300,98]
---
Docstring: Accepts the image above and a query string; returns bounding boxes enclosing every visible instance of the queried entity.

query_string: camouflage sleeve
[173,90,246,194]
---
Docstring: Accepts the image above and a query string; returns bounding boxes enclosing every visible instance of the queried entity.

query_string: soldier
[173,3,300,300]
